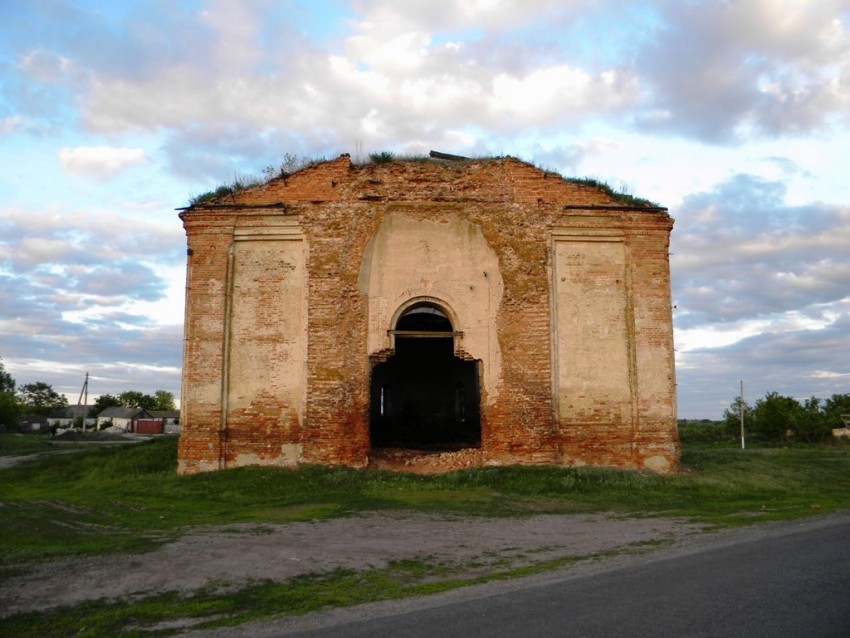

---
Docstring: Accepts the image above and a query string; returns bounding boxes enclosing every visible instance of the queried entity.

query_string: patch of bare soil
[0,512,704,617]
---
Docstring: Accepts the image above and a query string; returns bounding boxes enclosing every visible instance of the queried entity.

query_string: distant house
[20,414,50,432]
[49,405,97,429]
[96,407,151,432]
[149,410,181,434]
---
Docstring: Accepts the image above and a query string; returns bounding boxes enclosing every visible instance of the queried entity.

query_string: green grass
[2,435,849,635]
[1,547,647,637]
[187,154,327,205]
[2,436,850,568]
[0,566,472,637]
[0,433,58,456]
[569,176,660,207]
[0,432,131,456]
[0,435,850,567]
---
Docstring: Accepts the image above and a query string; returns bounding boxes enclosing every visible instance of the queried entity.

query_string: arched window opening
[395,305,452,332]
[370,302,480,450]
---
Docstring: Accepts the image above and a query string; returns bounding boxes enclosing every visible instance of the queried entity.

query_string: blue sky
[1,0,849,418]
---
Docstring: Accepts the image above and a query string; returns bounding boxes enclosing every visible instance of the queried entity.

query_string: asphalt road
[207,512,850,638]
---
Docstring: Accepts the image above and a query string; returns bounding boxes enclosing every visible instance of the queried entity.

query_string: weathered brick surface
[178,156,679,474]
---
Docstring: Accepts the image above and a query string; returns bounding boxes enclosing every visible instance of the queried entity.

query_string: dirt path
[0,512,704,617]
[0,438,146,469]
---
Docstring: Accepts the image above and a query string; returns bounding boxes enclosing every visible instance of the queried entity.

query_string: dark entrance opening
[370,304,480,449]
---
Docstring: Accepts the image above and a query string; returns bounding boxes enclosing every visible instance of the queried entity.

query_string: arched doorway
[370,302,480,449]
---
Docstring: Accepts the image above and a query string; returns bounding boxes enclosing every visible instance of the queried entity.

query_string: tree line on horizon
[0,357,175,430]
[5,356,846,442]
[722,391,850,442]
[683,391,850,444]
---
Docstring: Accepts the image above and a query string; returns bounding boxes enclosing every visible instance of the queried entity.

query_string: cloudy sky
[1,0,848,418]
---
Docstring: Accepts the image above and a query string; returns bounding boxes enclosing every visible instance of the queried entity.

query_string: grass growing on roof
[569,176,660,207]
[187,153,327,205]
[185,153,661,207]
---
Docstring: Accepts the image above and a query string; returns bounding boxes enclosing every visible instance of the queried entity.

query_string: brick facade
[178,155,679,474]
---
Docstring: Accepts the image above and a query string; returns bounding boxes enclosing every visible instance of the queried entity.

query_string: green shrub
[678,420,733,444]
[369,151,395,164]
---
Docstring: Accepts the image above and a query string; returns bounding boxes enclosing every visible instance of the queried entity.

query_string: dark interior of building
[369,305,480,449]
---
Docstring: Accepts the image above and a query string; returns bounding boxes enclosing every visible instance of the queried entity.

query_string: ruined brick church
[177,154,679,474]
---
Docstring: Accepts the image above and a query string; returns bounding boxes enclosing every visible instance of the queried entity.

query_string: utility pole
[77,372,89,432]
[740,379,746,450]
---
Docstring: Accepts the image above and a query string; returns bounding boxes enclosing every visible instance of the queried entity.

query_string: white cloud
[636,0,850,141]
[58,146,145,178]
[347,30,432,72]
[198,0,262,73]
[351,0,584,33]
[18,49,73,81]
[17,237,76,263]
[667,168,850,416]
[55,1,642,168]
[0,115,28,134]
[491,65,637,125]
[675,309,850,417]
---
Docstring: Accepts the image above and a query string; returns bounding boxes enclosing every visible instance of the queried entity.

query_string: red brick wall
[178,215,233,472]
[178,156,678,474]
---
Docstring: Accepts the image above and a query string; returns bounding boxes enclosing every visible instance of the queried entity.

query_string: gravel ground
[0,511,704,617]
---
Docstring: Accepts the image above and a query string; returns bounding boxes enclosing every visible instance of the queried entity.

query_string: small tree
[0,390,22,430]
[793,396,831,442]
[118,390,157,411]
[114,390,175,411]
[17,382,68,416]
[722,396,753,438]
[0,358,21,429]
[92,393,122,416]
[152,390,176,411]
[752,392,800,441]
[0,357,14,394]
[823,393,850,428]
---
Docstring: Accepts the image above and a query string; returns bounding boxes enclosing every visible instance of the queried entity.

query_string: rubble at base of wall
[368,447,484,473]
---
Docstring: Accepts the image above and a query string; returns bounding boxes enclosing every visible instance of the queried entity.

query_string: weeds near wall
[187,153,327,206]
[570,177,660,207]
[186,153,661,208]
[368,150,396,163]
